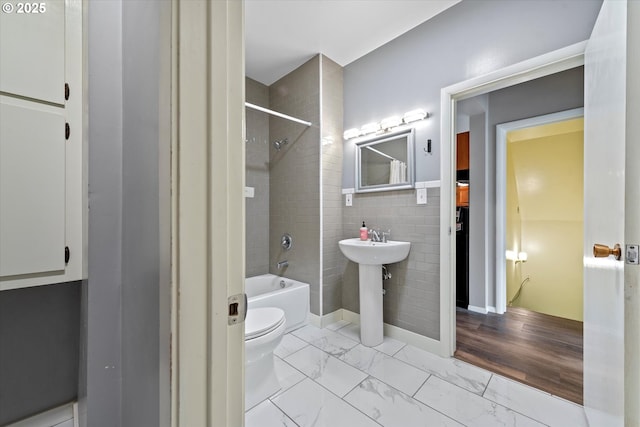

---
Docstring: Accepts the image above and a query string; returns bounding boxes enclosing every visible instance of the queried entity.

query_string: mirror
[355,128,415,193]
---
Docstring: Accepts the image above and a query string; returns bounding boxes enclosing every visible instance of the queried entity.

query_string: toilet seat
[245,307,285,340]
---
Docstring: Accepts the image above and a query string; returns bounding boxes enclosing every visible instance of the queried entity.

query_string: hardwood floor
[455,306,583,405]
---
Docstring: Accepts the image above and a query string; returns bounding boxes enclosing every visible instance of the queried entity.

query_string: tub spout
[276,260,289,269]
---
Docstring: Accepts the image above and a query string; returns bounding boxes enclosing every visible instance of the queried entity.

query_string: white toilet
[245,307,286,409]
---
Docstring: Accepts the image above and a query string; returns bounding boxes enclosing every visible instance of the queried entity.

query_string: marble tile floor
[246,321,588,427]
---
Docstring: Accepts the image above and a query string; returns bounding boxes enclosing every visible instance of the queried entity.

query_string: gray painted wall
[0,282,80,425]
[468,111,487,308]
[82,1,171,426]
[82,1,124,424]
[343,0,601,188]
[121,1,171,425]
[342,0,600,337]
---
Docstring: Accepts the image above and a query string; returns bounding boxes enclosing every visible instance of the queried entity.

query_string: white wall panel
[0,99,65,277]
[0,0,65,104]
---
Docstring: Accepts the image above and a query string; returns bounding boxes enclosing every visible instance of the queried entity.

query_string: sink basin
[338,237,410,347]
[339,238,410,265]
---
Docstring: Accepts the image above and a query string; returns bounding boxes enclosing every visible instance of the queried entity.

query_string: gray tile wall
[321,56,344,315]
[342,188,441,340]
[252,56,439,336]
[269,57,322,315]
[245,78,270,277]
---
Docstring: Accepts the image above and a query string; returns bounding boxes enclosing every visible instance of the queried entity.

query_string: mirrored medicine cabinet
[355,128,415,193]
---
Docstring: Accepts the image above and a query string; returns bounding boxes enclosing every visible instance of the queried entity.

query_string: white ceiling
[245,0,461,86]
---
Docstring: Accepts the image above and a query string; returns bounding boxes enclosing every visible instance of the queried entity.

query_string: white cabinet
[0,0,85,290]
[0,100,66,277]
[0,1,66,104]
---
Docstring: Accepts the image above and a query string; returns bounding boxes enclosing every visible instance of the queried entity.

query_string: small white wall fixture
[495,108,584,315]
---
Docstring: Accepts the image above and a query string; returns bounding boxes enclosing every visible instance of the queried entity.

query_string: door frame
[170,1,246,426]
[439,41,586,357]
[495,107,584,315]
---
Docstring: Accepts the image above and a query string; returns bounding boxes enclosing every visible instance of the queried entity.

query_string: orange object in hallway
[456,185,469,206]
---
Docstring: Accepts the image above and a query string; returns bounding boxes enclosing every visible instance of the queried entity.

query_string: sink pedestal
[338,237,411,348]
[358,264,384,347]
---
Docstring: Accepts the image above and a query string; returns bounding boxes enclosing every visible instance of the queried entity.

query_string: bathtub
[246,274,309,333]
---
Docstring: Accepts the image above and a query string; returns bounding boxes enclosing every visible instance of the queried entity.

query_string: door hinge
[64,83,70,101]
[64,246,70,264]
[65,123,70,140]
[228,293,248,325]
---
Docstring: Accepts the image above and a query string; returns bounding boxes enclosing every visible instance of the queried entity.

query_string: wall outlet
[345,193,353,206]
[416,188,427,204]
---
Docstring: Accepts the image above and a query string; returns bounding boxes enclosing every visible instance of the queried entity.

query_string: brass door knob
[593,243,622,260]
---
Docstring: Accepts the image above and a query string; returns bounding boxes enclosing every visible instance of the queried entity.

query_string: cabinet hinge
[65,123,70,140]
[64,83,70,101]
[64,246,70,264]
[228,293,248,325]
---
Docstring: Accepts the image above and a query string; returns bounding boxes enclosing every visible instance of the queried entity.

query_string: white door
[583,0,629,425]
[172,1,246,426]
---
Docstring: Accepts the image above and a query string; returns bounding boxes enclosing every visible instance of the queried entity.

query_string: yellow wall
[506,118,583,321]
[506,148,522,303]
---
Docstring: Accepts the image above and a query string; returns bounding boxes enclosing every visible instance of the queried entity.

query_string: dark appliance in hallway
[456,206,469,308]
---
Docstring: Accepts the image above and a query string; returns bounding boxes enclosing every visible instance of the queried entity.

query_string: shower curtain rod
[245,102,312,127]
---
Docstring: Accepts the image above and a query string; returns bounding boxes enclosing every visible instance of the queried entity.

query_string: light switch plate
[345,193,353,206]
[244,187,255,198]
[416,188,427,204]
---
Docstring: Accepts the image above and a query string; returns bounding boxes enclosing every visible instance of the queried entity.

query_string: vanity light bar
[380,116,402,130]
[343,128,361,139]
[344,108,429,140]
[403,109,428,123]
[360,122,381,135]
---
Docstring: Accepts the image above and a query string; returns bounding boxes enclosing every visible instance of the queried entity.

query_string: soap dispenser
[360,221,368,241]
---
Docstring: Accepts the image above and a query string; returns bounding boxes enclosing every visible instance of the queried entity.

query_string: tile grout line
[417,374,551,427]
[481,373,493,397]
[256,324,566,427]
[312,376,385,426]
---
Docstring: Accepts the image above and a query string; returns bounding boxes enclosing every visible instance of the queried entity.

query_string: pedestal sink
[338,238,410,346]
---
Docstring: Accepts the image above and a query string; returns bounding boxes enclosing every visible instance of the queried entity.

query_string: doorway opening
[497,110,584,320]
[448,67,586,404]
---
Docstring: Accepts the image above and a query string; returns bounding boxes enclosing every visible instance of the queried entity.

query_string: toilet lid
[245,307,285,340]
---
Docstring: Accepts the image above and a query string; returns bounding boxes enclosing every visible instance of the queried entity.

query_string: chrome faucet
[369,228,391,243]
[276,260,288,269]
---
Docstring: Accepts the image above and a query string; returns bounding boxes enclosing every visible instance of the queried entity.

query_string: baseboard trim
[319,309,344,328]
[308,312,321,327]
[467,305,498,314]
[340,309,441,355]
[467,305,488,314]
[7,403,75,427]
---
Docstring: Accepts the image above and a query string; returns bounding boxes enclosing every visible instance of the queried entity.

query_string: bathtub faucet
[276,260,289,269]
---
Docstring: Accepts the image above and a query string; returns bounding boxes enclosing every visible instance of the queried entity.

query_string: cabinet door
[0,0,65,104]
[0,100,66,277]
[456,131,470,170]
